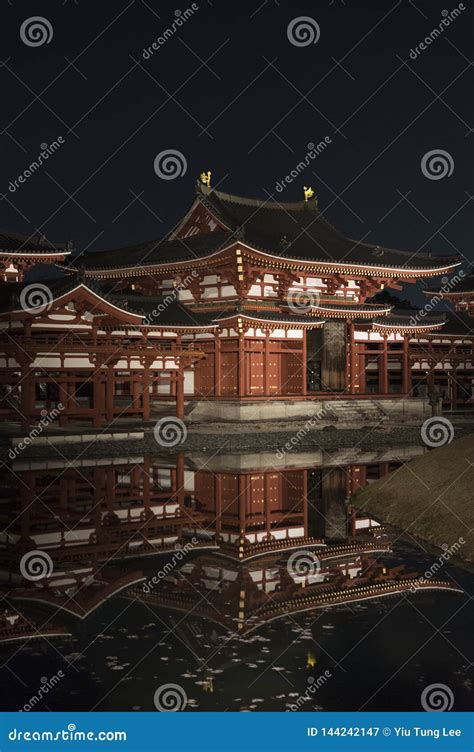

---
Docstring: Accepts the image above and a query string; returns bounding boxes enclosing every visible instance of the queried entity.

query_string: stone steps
[327,400,387,423]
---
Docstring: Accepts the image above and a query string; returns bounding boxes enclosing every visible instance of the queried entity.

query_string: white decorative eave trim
[78,239,462,278]
[372,321,445,332]
[0,250,71,257]
[311,304,392,316]
[215,313,326,328]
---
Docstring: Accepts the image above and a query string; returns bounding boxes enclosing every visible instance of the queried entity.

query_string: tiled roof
[0,230,69,255]
[441,311,474,336]
[423,273,474,296]
[68,186,460,272]
[69,231,230,269]
[197,188,458,269]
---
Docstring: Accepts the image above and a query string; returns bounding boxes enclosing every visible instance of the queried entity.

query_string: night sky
[1,0,473,300]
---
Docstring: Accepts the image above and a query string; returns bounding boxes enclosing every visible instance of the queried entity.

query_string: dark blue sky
[1,0,472,297]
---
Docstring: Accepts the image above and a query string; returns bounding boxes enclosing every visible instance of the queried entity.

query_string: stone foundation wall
[186,396,430,423]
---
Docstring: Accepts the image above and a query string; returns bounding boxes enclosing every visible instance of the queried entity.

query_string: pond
[0,448,472,712]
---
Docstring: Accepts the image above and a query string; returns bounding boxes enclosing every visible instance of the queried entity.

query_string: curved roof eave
[75,238,462,277]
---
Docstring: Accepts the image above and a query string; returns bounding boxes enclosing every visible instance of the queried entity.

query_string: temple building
[0,230,70,282]
[0,175,472,427]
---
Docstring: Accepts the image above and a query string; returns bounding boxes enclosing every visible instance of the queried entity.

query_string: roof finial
[200,170,211,188]
[303,186,315,202]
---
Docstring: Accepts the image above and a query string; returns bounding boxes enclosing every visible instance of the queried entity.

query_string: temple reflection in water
[0,448,462,645]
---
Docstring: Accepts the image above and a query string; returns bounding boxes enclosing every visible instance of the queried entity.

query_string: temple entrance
[307,323,346,393]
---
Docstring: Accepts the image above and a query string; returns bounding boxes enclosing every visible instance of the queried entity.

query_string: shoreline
[2,419,473,460]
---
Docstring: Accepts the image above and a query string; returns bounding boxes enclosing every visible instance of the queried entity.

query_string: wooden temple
[0,175,472,427]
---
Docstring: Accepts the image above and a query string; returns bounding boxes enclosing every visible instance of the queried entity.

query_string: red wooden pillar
[214,474,222,539]
[58,377,69,426]
[20,362,34,429]
[105,467,115,512]
[142,362,151,421]
[301,329,307,397]
[92,365,103,428]
[106,363,115,423]
[238,333,246,397]
[264,330,271,397]
[302,469,308,537]
[348,323,357,394]
[264,473,271,538]
[451,370,458,410]
[176,366,185,420]
[238,474,247,540]
[176,452,185,509]
[214,332,221,397]
[402,335,411,394]
[20,478,33,542]
[380,336,389,394]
